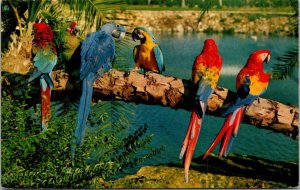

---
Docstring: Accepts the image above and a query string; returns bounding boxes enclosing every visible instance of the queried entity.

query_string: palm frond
[27,0,45,23]
[271,45,298,81]
[197,0,212,22]
[65,0,124,32]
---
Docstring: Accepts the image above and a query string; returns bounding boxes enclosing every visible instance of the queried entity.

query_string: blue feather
[28,71,42,82]
[153,45,165,73]
[33,50,57,73]
[40,77,47,91]
[221,95,257,117]
[43,73,54,90]
[195,79,214,103]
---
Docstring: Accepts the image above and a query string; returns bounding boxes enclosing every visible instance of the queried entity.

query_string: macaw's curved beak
[72,26,80,35]
[131,29,144,42]
[264,54,270,64]
[112,30,126,40]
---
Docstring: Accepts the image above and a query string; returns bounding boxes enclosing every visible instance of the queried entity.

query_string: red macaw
[203,49,271,159]
[179,39,222,182]
[28,22,57,131]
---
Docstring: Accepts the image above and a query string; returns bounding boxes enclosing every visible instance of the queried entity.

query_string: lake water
[121,33,298,174]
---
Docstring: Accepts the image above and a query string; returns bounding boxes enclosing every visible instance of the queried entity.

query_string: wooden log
[2,69,298,140]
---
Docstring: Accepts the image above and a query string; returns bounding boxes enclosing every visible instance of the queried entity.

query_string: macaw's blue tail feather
[203,107,243,159]
[28,71,42,82]
[76,76,94,145]
[72,75,95,158]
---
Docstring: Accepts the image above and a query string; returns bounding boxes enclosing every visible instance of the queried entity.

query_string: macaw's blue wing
[80,31,115,80]
[73,30,115,158]
[29,51,57,82]
[221,94,258,117]
[194,79,214,117]
[153,45,165,73]
[196,79,214,103]
[28,71,42,82]
[33,50,57,73]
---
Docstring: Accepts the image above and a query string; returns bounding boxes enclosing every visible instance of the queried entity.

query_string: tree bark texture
[2,69,298,140]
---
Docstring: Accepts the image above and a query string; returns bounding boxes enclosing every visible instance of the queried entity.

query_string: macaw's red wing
[41,85,51,130]
[203,106,243,159]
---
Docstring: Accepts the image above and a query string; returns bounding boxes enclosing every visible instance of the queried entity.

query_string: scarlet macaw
[131,26,165,73]
[203,49,271,159]
[179,39,222,182]
[72,23,126,157]
[28,22,57,131]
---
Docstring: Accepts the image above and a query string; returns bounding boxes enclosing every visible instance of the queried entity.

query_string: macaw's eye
[116,24,120,28]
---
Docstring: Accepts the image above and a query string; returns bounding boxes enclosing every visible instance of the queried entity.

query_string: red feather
[41,86,51,129]
[33,22,56,52]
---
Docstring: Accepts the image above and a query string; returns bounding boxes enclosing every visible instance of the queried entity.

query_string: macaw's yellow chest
[192,64,221,89]
[137,42,159,72]
[248,74,269,95]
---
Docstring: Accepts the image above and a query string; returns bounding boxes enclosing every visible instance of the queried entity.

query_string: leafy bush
[1,93,163,188]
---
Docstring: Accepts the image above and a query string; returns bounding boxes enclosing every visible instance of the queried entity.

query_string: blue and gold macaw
[72,23,126,157]
[203,49,271,159]
[131,26,165,73]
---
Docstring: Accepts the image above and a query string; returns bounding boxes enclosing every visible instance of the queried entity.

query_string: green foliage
[1,93,163,188]
[223,28,235,34]
[124,0,293,7]
[271,45,298,81]
[271,0,298,81]
[203,27,216,34]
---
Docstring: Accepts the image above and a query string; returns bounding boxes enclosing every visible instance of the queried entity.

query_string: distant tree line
[125,0,292,7]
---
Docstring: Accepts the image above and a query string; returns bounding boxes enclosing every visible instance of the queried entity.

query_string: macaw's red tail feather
[225,107,243,156]
[203,115,231,160]
[41,85,51,130]
[179,110,202,182]
[219,123,234,156]
[179,111,197,159]
[203,107,243,159]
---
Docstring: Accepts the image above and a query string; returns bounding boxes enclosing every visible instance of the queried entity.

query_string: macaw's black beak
[72,26,80,35]
[131,29,139,42]
[131,29,144,42]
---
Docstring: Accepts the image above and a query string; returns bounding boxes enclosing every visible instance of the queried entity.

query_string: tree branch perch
[2,69,298,140]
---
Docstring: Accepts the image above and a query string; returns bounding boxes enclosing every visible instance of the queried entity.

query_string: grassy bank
[95,153,298,188]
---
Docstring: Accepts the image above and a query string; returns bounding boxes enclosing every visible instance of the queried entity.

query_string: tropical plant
[271,0,298,81]
[1,0,163,188]
[1,92,163,188]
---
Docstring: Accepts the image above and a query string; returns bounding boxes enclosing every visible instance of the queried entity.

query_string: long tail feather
[75,77,94,145]
[71,76,94,158]
[203,116,231,160]
[40,83,51,131]
[225,107,243,156]
[203,107,244,159]
[179,109,203,182]
[179,111,196,159]
[219,123,234,156]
